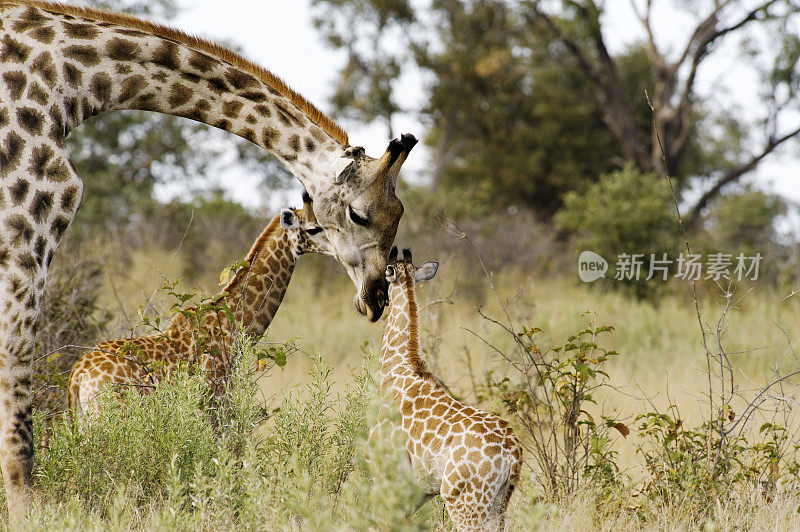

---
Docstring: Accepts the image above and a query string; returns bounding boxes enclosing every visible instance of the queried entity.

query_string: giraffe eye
[306,226,323,236]
[348,206,368,227]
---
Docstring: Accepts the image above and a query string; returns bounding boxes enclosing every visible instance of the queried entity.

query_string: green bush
[556,162,679,298]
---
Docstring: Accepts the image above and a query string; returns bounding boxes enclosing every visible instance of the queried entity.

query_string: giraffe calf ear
[280,208,299,230]
[385,265,397,283]
[413,262,439,283]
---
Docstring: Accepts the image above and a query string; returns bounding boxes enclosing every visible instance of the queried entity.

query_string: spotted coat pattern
[372,255,522,531]
[0,0,415,517]
[67,200,332,421]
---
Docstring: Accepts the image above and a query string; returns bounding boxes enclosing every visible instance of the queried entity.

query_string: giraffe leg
[0,147,82,518]
[0,256,44,520]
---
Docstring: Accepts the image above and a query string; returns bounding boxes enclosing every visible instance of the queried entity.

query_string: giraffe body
[0,1,415,515]
[373,249,522,531]
[67,196,331,421]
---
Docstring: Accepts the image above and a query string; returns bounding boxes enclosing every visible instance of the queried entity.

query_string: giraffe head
[279,192,335,257]
[307,134,418,322]
[385,247,439,288]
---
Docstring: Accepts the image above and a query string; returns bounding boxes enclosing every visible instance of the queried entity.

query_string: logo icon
[578,251,607,282]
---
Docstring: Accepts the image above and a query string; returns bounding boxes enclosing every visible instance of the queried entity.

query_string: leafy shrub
[556,162,679,297]
[33,334,264,515]
[485,313,626,499]
[34,250,111,420]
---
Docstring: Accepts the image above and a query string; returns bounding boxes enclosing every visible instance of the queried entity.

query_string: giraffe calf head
[385,247,439,287]
[279,192,334,257]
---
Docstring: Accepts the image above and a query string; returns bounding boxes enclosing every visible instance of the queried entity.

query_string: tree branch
[687,123,800,226]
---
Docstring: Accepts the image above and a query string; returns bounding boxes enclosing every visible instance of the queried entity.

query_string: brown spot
[132,92,157,109]
[215,119,231,131]
[151,41,180,71]
[11,7,49,32]
[207,77,228,93]
[30,51,57,87]
[0,108,8,128]
[63,63,82,87]
[17,107,44,135]
[64,45,101,67]
[17,253,36,275]
[225,67,257,90]
[5,215,34,246]
[63,21,100,39]
[60,186,80,212]
[304,137,316,152]
[189,51,219,72]
[115,63,132,75]
[50,216,70,242]
[0,131,24,176]
[262,127,280,148]
[30,26,55,44]
[241,128,257,145]
[2,71,27,99]
[33,236,45,266]
[167,83,192,108]
[90,72,113,103]
[245,114,257,124]
[184,101,209,123]
[254,104,271,117]
[26,82,48,105]
[240,91,267,103]
[29,191,54,223]
[28,144,54,177]
[8,180,29,206]
[153,70,168,83]
[0,35,32,63]
[106,37,141,62]
[288,134,301,152]
[118,74,147,103]
[222,100,243,118]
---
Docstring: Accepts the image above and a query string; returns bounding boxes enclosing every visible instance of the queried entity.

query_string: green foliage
[418,0,641,216]
[704,188,786,256]
[34,251,111,418]
[311,0,415,137]
[33,335,264,514]
[556,163,679,297]
[486,314,626,499]
[635,406,800,518]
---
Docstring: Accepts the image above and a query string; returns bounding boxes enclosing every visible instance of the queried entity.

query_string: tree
[311,0,415,139]
[524,0,800,226]
[315,0,800,224]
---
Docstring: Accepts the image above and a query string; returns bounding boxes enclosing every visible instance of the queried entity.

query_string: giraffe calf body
[68,195,333,421]
[373,249,522,531]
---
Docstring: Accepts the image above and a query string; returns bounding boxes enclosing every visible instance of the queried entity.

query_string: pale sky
[154,1,799,211]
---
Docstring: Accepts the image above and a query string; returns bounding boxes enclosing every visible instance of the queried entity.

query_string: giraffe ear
[385,265,398,283]
[413,262,438,283]
[280,208,299,230]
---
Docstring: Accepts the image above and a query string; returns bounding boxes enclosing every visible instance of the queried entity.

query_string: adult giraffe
[0,0,416,517]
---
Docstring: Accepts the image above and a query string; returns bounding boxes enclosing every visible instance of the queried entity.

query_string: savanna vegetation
[15,0,800,530]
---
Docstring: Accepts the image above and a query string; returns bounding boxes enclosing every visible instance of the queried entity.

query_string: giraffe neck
[2,2,346,187]
[220,215,297,338]
[380,273,436,401]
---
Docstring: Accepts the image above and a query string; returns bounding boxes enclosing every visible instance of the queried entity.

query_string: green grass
[23,237,800,530]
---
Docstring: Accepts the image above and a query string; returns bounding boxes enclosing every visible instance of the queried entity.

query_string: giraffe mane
[401,268,436,382]
[2,0,350,147]
[221,214,282,295]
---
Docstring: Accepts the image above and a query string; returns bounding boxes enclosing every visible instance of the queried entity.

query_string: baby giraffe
[373,248,522,531]
[68,193,332,421]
